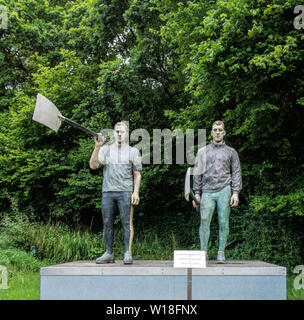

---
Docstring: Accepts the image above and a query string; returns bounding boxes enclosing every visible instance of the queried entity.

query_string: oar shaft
[58,115,98,138]
[129,205,134,254]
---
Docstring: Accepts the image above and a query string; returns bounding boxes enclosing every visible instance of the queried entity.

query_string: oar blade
[32,93,62,132]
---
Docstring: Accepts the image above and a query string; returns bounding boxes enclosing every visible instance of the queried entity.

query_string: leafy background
[0,0,303,271]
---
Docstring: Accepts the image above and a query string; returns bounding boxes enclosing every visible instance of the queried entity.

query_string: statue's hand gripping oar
[185,167,200,212]
[32,93,107,141]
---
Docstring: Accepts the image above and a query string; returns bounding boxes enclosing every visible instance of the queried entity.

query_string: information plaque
[174,250,206,268]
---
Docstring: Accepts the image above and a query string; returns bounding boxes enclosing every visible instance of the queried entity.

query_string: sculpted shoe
[123,251,133,264]
[217,251,226,264]
[96,252,115,264]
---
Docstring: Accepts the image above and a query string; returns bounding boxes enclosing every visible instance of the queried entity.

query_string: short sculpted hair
[114,121,129,131]
[212,120,225,130]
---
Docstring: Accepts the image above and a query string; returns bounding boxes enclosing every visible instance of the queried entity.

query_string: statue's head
[211,120,226,144]
[114,121,129,145]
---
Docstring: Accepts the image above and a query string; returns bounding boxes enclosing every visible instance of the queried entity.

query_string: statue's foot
[216,251,225,264]
[123,251,133,264]
[96,252,115,264]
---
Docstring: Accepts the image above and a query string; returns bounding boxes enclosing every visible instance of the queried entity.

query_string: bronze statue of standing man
[193,120,242,263]
[90,122,142,264]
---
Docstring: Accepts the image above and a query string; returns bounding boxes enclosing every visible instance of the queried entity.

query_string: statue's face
[211,124,226,144]
[114,124,128,144]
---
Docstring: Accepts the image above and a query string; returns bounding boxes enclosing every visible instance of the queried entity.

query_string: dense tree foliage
[0,0,303,268]
[158,0,304,215]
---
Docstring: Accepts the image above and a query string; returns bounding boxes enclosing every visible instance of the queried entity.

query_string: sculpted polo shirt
[98,143,142,192]
[193,141,242,195]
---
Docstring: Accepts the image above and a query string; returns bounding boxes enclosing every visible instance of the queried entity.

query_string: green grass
[0,215,179,263]
[287,274,304,300]
[0,216,103,263]
[0,270,40,300]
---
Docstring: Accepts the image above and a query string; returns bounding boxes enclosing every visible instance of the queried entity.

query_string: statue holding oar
[90,121,142,265]
[32,94,142,265]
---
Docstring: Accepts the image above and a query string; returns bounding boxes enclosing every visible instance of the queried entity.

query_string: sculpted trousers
[199,185,231,251]
[102,192,132,254]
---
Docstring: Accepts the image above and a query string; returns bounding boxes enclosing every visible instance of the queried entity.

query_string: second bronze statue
[193,120,242,264]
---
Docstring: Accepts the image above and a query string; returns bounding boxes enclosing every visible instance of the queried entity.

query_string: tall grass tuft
[0,215,102,263]
[0,215,181,264]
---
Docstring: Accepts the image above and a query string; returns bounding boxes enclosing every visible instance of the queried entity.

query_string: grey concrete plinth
[40,260,286,300]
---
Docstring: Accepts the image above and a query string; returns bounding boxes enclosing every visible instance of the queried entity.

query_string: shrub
[0,249,43,272]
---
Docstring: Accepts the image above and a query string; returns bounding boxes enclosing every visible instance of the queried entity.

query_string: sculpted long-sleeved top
[193,141,242,195]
